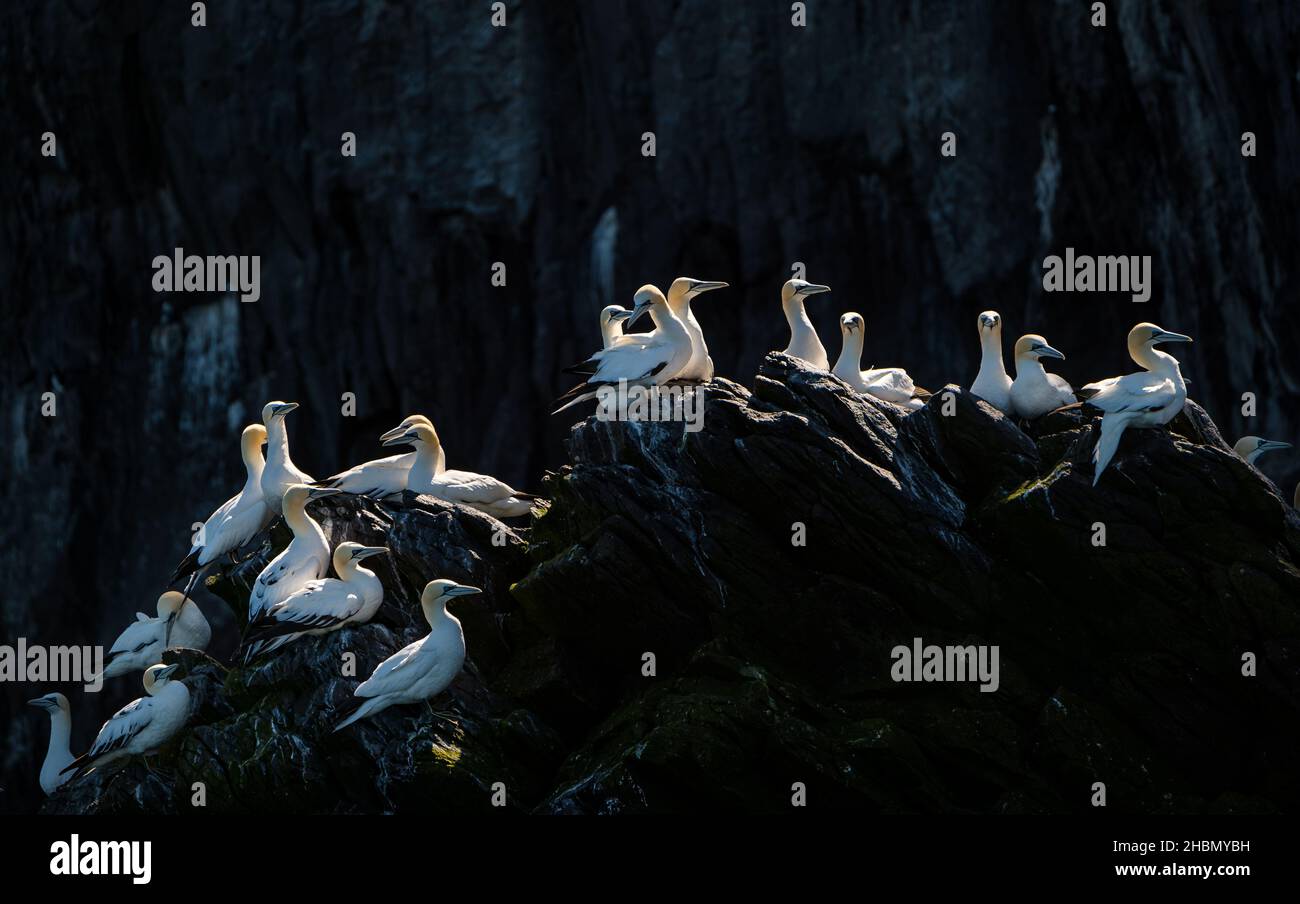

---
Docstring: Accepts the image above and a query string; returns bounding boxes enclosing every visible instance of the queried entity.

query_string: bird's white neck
[649,304,688,340]
[979,329,1006,376]
[43,708,72,758]
[1013,353,1048,382]
[283,500,319,537]
[834,329,864,377]
[241,439,266,485]
[409,439,444,485]
[422,598,459,629]
[1133,344,1181,375]
[265,419,291,464]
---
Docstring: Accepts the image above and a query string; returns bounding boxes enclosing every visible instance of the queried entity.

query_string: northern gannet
[1009,334,1075,419]
[317,414,437,499]
[62,664,190,780]
[662,277,728,381]
[248,484,341,622]
[599,305,633,349]
[172,423,274,591]
[98,592,211,682]
[971,311,1013,414]
[243,542,387,659]
[260,401,315,516]
[832,312,925,410]
[1232,436,1292,466]
[28,693,74,794]
[1083,322,1192,487]
[383,423,538,518]
[553,285,693,413]
[781,279,832,370]
[333,579,480,732]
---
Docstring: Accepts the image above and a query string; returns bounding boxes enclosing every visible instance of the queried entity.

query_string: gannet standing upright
[780,279,832,370]
[98,592,211,682]
[1082,323,1192,486]
[832,312,924,410]
[1009,334,1075,419]
[1232,436,1292,466]
[383,424,538,518]
[333,579,481,732]
[172,423,274,592]
[318,414,437,499]
[664,277,728,382]
[971,311,1013,414]
[553,285,694,413]
[28,693,74,795]
[248,484,340,622]
[260,401,315,516]
[599,305,633,349]
[62,664,190,780]
[243,542,388,660]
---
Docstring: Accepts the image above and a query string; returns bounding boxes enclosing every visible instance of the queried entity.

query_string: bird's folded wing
[88,697,153,759]
[436,471,520,504]
[1088,375,1175,413]
[355,640,427,698]
[267,584,362,630]
[107,618,159,657]
[863,367,916,401]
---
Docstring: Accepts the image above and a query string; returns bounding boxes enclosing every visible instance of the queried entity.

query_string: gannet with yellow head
[832,312,924,410]
[243,542,388,660]
[260,401,315,516]
[248,484,340,621]
[318,414,438,499]
[599,305,634,349]
[664,276,728,382]
[98,591,210,682]
[1082,322,1192,486]
[1009,334,1075,419]
[383,423,538,519]
[333,578,480,731]
[1232,436,1292,466]
[61,663,191,780]
[971,311,1013,414]
[28,693,74,795]
[780,279,832,370]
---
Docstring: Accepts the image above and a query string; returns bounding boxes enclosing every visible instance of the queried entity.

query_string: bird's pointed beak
[379,423,408,442]
[26,697,47,708]
[608,309,634,323]
[1261,440,1293,453]
[274,402,300,416]
[448,584,483,597]
[381,430,417,447]
[801,283,831,297]
[355,546,388,560]
[1037,344,1066,361]
[159,664,181,680]
[692,281,729,295]
[1154,330,1193,344]
[627,299,653,327]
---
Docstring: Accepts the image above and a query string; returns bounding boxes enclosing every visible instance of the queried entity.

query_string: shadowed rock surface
[43,356,1300,813]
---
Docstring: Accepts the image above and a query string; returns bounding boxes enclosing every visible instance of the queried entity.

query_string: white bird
[1082,322,1193,487]
[28,693,74,795]
[172,423,274,591]
[334,579,480,732]
[553,285,693,413]
[971,310,1013,414]
[599,305,633,349]
[1009,334,1075,419]
[1232,436,1292,466]
[664,277,729,382]
[317,414,437,499]
[781,279,832,370]
[244,542,387,660]
[383,423,538,519]
[260,401,315,516]
[248,484,340,622]
[61,664,190,780]
[98,591,211,682]
[832,312,925,410]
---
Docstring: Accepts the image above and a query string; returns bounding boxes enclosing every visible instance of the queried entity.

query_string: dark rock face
[5,1,1300,812]
[45,355,1300,814]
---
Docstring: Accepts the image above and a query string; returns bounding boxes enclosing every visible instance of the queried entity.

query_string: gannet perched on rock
[1232,436,1292,466]
[243,542,387,660]
[172,423,274,591]
[333,579,480,732]
[62,664,190,780]
[599,305,633,349]
[1083,322,1192,486]
[832,312,924,410]
[781,279,832,370]
[971,311,1013,414]
[662,277,728,381]
[1009,335,1075,419]
[260,401,315,516]
[317,414,436,499]
[28,693,74,795]
[383,423,538,518]
[98,592,210,682]
[248,484,341,622]
[553,285,693,413]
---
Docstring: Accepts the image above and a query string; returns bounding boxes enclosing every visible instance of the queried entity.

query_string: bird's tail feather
[1091,416,1128,487]
[170,548,202,585]
[333,695,381,732]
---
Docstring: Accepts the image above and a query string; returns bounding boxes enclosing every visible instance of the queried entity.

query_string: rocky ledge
[44,354,1300,814]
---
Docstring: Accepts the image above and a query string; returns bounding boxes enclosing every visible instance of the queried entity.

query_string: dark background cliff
[1,0,1298,813]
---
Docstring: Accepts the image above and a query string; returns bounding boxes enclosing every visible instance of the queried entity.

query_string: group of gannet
[29,403,529,794]
[29,271,1299,800]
